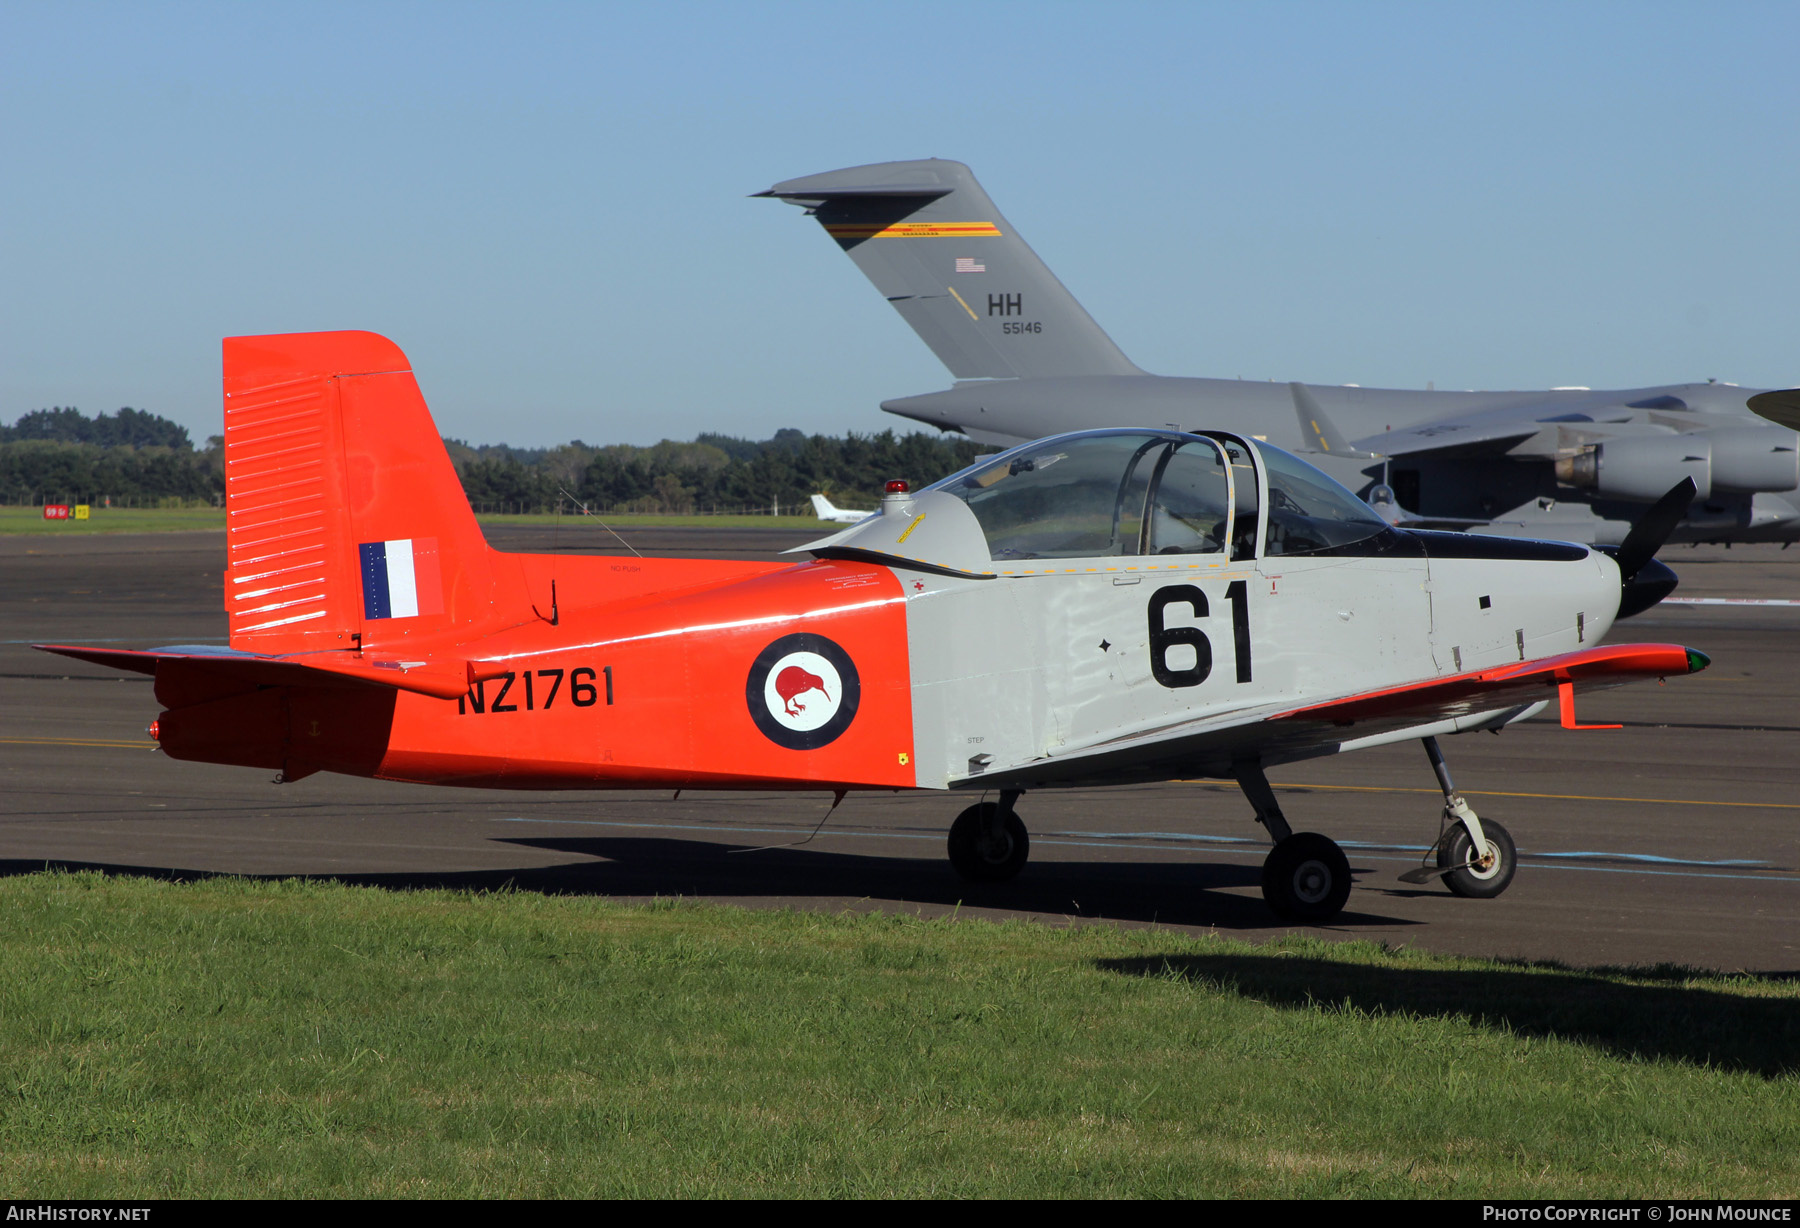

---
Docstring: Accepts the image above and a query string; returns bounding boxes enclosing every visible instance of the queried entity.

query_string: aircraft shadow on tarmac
[0,834,1414,931]
[1101,953,1800,1077]
[487,835,1414,930]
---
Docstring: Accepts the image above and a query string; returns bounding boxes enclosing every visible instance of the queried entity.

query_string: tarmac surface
[4,522,1799,972]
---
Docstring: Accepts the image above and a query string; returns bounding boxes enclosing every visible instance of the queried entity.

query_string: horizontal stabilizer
[35,643,471,700]
[755,183,951,202]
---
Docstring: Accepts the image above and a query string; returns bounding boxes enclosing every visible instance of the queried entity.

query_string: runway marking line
[1261,781,1800,811]
[1664,597,1800,607]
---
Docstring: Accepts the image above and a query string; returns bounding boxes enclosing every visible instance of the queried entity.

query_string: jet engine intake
[1555,434,1712,502]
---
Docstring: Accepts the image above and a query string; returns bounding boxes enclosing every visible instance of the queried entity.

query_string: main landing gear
[944,737,1519,913]
[947,789,1030,882]
[1398,736,1517,898]
[1234,735,1520,922]
[1233,762,1353,922]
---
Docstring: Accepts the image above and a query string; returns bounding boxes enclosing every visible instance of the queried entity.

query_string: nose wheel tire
[1261,832,1353,922]
[1437,817,1516,899]
[947,803,1030,882]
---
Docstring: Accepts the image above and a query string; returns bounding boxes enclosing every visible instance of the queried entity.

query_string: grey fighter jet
[759,160,1800,547]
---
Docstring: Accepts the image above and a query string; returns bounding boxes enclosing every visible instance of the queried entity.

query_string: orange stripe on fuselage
[362,557,916,791]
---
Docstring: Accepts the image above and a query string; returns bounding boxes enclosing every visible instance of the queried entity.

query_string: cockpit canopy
[802,429,1393,577]
[931,431,1240,561]
[928,430,1390,561]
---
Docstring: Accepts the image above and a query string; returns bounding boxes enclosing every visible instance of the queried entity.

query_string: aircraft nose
[1601,476,1695,619]
[1618,555,1680,619]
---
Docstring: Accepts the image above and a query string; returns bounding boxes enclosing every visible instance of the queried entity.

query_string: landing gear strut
[947,789,1030,882]
[1234,761,1352,922]
[1398,736,1517,898]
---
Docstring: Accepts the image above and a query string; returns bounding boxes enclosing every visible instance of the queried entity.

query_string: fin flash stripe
[823,222,1002,239]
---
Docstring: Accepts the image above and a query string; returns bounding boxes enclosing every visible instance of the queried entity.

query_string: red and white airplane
[38,332,1708,922]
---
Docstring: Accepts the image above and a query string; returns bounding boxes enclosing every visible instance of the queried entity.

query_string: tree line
[450,428,987,514]
[2,406,194,449]
[0,408,221,505]
[3,408,987,513]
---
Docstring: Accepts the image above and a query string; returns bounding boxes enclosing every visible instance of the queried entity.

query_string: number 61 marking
[1147,581,1251,689]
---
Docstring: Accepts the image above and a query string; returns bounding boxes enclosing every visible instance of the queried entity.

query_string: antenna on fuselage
[558,484,642,559]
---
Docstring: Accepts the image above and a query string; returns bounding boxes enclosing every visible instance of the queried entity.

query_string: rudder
[222,331,512,655]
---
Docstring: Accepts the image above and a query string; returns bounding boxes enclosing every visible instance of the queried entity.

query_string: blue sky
[3,1,1796,446]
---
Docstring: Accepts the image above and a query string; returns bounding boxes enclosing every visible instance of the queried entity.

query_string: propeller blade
[1613,477,1697,582]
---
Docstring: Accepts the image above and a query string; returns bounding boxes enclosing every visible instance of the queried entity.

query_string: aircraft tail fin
[222,331,515,656]
[810,494,838,519]
[758,159,1142,380]
[1289,382,1382,460]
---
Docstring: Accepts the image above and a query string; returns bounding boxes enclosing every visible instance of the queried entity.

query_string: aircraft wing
[1295,381,1590,461]
[1344,395,1720,459]
[35,644,472,701]
[1349,402,1555,458]
[967,643,1705,789]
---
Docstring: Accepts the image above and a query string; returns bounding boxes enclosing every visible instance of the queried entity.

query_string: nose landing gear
[1435,814,1517,898]
[1397,736,1518,898]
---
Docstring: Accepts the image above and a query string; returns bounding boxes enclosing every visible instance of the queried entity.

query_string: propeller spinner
[1597,477,1695,618]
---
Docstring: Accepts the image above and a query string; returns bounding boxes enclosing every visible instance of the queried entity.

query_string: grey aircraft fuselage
[760,159,1800,547]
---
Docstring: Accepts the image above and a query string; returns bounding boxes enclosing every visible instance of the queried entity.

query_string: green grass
[0,506,225,534]
[4,872,1798,1197]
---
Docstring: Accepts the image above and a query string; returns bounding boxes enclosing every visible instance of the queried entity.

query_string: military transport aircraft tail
[758,159,1142,381]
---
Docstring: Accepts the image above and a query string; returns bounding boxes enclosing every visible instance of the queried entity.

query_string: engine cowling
[1709,426,1799,493]
[1556,434,1713,502]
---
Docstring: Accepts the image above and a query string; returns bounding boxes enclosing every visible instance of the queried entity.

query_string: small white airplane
[37,332,1709,926]
[810,493,871,523]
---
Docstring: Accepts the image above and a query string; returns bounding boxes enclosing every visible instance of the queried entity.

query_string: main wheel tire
[1437,817,1516,899]
[947,803,1030,882]
[1261,832,1353,922]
